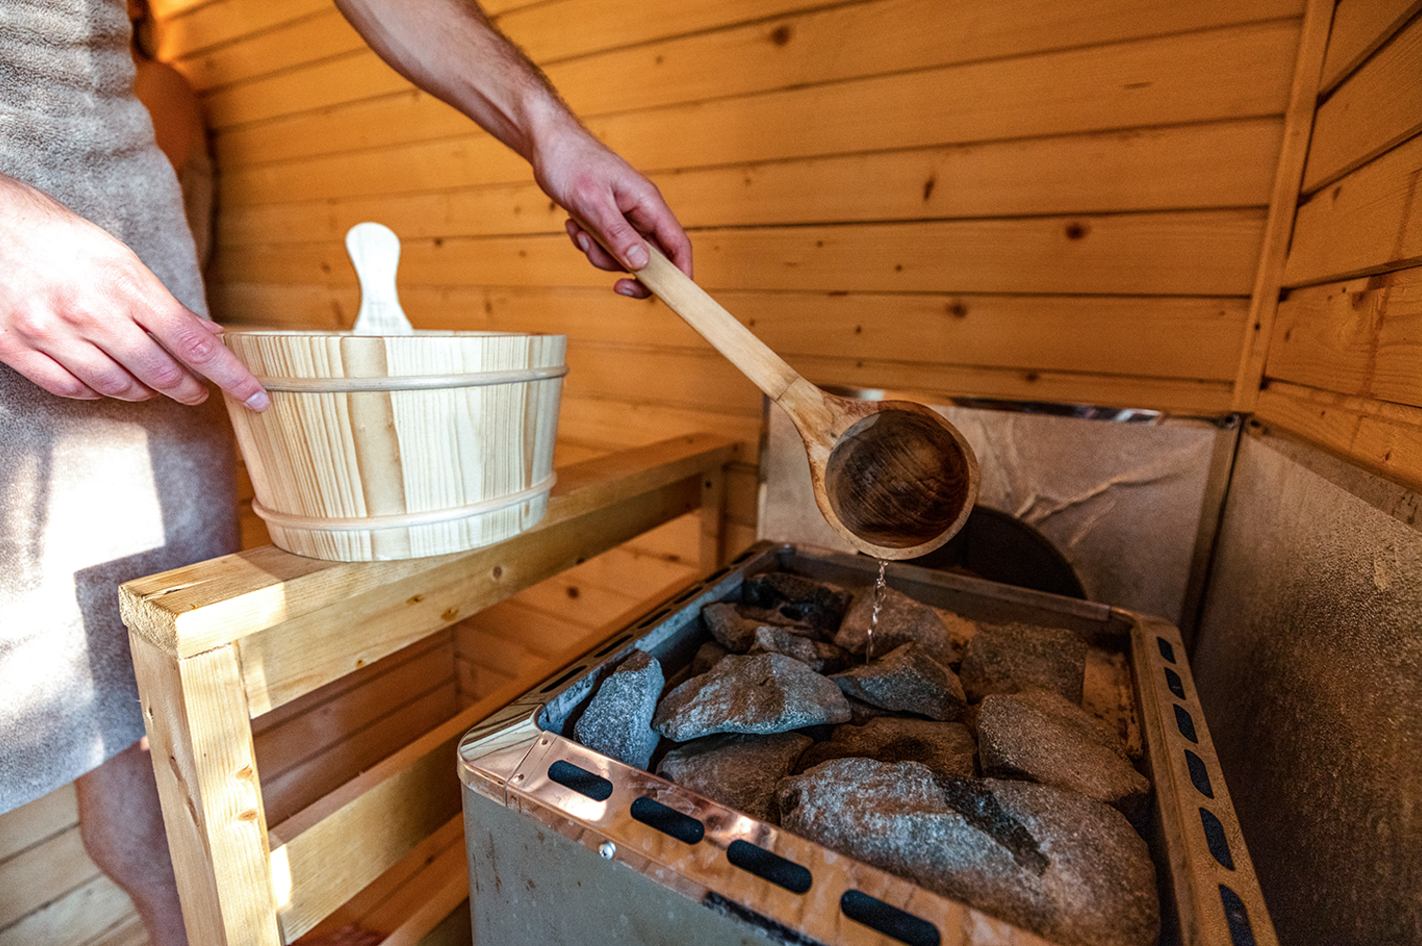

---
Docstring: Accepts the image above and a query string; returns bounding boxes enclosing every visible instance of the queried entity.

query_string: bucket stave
[221,330,567,562]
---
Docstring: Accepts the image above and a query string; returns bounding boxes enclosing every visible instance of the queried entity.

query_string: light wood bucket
[221,330,567,562]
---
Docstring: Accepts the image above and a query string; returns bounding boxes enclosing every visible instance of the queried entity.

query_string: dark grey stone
[701,601,765,652]
[748,624,850,673]
[845,694,903,725]
[959,622,1088,704]
[652,653,851,741]
[740,572,852,636]
[831,643,967,721]
[573,650,664,770]
[777,760,1159,946]
[656,732,812,823]
[701,600,824,654]
[977,690,1151,813]
[690,639,730,676]
[834,585,962,666]
[795,717,977,780]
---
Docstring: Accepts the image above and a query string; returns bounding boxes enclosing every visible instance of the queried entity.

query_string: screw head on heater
[598,841,616,860]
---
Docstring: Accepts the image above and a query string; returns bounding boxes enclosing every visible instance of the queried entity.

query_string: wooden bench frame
[119,434,737,945]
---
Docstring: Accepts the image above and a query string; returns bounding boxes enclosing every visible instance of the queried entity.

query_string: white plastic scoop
[347,221,414,335]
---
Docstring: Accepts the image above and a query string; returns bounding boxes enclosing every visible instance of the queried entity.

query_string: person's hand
[0,174,269,410]
[533,119,692,299]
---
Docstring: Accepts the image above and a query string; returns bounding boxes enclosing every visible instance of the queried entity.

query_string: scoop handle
[633,246,838,439]
[636,249,806,396]
[347,222,414,335]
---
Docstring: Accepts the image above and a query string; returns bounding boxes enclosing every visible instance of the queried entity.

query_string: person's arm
[332,0,691,297]
[0,173,269,409]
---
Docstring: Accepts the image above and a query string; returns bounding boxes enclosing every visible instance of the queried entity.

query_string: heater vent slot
[840,889,941,946]
[630,796,704,845]
[1164,667,1185,699]
[541,666,588,694]
[547,760,613,801]
[1219,885,1256,945]
[1174,705,1199,743]
[1157,637,1177,663]
[1186,750,1214,798]
[591,635,632,658]
[726,839,812,894]
[1200,808,1234,869]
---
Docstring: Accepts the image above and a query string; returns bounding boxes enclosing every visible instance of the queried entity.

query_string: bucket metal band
[255,365,569,393]
[252,473,557,532]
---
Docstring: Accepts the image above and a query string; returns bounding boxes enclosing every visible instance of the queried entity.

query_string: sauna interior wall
[1191,2,1422,945]
[160,0,1309,544]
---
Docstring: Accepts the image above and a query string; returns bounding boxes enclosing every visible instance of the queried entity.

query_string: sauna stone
[657,732,812,824]
[777,760,1159,946]
[740,571,852,636]
[958,622,1088,704]
[689,639,730,676]
[834,585,960,666]
[977,690,1151,812]
[794,717,977,780]
[830,643,967,721]
[701,601,823,655]
[845,694,905,725]
[573,650,664,770]
[749,624,850,673]
[652,652,851,742]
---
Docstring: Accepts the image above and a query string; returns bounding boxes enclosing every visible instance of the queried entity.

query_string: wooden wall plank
[1302,13,1422,191]
[213,213,1266,297]
[172,10,364,92]
[296,818,463,942]
[1255,380,1422,492]
[215,120,1284,248]
[251,645,455,785]
[1229,0,1335,413]
[0,874,142,946]
[0,826,96,929]
[1284,131,1422,286]
[171,0,1299,104]
[561,343,1234,415]
[530,0,1303,118]
[250,631,449,737]
[1266,267,1422,408]
[260,683,459,826]
[210,281,1248,383]
[1318,0,1422,91]
[0,782,76,861]
[155,0,327,61]
[210,21,1298,190]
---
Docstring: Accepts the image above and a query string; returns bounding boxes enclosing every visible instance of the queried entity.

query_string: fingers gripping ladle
[626,245,979,560]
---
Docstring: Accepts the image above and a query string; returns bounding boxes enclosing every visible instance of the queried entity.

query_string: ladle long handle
[632,247,836,435]
[634,248,798,398]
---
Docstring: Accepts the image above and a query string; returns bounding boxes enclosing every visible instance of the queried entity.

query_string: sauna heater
[458,396,1272,946]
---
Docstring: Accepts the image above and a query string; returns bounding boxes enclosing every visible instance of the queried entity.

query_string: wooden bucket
[220,330,567,562]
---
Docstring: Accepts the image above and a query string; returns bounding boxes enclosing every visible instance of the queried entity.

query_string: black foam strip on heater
[630,796,704,845]
[840,889,941,946]
[726,839,813,894]
[547,759,613,802]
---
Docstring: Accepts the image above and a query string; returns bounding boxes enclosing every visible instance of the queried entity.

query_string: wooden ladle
[629,246,979,560]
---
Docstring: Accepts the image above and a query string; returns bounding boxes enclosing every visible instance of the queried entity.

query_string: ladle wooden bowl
[629,246,979,560]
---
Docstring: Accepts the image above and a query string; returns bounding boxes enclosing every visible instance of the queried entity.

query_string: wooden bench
[119,434,737,946]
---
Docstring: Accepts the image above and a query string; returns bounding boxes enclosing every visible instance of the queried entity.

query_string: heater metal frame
[458,542,1275,946]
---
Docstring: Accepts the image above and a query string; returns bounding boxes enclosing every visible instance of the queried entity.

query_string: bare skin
[331,0,692,294]
[18,4,693,943]
[0,173,271,409]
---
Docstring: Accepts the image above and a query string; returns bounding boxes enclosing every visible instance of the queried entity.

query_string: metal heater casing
[458,543,1275,946]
